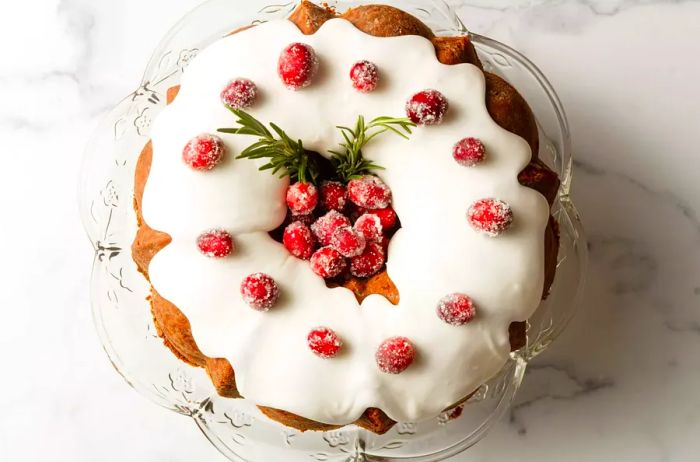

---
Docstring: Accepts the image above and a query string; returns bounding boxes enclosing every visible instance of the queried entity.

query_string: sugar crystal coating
[197,229,234,258]
[376,336,416,374]
[286,182,319,216]
[350,60,379,93]
[307,327,343,358]
[278,42,319,90]
[453,137,486,167]
[240,273,280,311]
[220,78,258,109]
[467,198,513,236]
[311,210,351,246]
[354,213,383,242]
[283,221,316,260]
[350,241,385,278]
[406,89,449,125]
[366,207,397,231]
[320,181,348,212]
[182,133,225,171]
[310,247,347,279]
[330,225,366,258]
[437,293,476,326]
[347,175,392,210]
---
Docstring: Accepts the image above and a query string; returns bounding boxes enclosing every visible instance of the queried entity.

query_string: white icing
[143,19,550,425]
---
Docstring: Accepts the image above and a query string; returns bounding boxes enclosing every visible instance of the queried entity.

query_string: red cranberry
[437,293,476,326]
[376,337,416,374]
[350,241,385,278]
[366,207,397,231]
[197,229,234,258]
[453,137,486,166]
[220,78,258,109]
[347,176,392,210]
[286,182,318,216]
[278,43,319,90]
[182,134,225,171]
[307,327,342,358]
[354,214,382,241]
[330,225,366,258]
[319,181,347,212]
[310,247,347,279]
[467,198,513,236]
[240,273,280,311]
[350,60,379,93]
[311,211,351,246]
[283,221,315,260]
[406,89,449,125]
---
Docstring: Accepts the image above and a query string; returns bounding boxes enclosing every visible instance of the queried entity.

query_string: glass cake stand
[79,1,587,460]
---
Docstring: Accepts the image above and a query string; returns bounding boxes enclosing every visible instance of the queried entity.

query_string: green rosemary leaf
[329,115,416,182]
[220,110,414,184]
[217,128,241,134]
[219,110,319,184]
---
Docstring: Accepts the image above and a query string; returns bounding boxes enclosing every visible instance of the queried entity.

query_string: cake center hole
[269,151,401,305]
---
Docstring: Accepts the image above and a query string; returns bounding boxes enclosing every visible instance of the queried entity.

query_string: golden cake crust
[131,1,560,434]
[340,3,435,39]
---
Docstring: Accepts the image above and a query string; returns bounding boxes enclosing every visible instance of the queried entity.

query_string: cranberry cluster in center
[273,174,399,283]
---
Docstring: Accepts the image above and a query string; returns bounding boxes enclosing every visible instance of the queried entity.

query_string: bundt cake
[132,1,560,434]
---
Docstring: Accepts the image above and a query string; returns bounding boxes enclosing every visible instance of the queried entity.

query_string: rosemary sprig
[218,110,415,184]
[218,108,320,183]
[329,116,415,182]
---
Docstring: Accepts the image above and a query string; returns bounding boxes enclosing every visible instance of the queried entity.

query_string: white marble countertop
[1,0,699,460]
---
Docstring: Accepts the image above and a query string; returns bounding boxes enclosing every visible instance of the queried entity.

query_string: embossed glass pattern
[79,1,586,460]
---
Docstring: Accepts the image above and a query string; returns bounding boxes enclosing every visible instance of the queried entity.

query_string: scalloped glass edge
[79,1,587,461]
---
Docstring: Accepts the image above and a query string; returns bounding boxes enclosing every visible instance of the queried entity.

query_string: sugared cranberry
[376,337,416,374]
[453,137,486,166]
[350,60,379,93]
[310,247,347,278]
[220,78,258,109]
[467,198,513,236]
[311,211,351,246]
[278,43,319,90]
[406,89,449,125]
[319,181,347,212]
[182,134,225,171]
[307,327,342,358]
[354,214,382,241]
[437,293,476,326]
[366,207,397,231]
[240,273,280,311]
[286,182,318,216]
[197,229,234,258]
[350,241,385,278]
[330,225,366,258]
[283,222,315,260]
[347,176,392,209]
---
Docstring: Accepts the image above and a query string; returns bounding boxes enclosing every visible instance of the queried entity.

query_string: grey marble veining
[0,0,698,461]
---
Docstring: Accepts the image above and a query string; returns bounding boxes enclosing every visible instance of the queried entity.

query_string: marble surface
[1,0,699,460]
